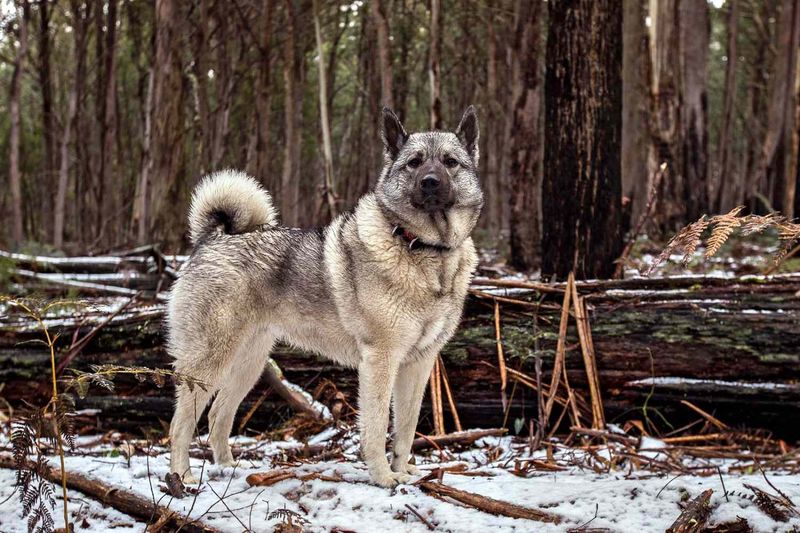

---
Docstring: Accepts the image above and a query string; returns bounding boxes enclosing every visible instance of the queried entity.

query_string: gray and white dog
[168,106,483,487]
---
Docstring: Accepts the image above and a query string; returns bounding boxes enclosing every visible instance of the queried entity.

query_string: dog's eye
[444,157,459,168]
[407,158,422,169]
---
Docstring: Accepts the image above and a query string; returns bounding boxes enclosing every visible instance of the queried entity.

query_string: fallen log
[666,488,713,533]
[1,274,799,439]
[417,480,562,524]
[0,454,221,533]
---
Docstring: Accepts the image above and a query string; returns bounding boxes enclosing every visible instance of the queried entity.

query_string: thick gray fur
[168,107,483,487]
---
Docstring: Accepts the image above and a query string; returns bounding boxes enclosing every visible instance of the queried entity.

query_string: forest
[0,0,795,271]
[1,0,800,532]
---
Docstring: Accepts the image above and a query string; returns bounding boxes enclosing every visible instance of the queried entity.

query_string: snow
[1,429,798,532]
[628,376,799,391]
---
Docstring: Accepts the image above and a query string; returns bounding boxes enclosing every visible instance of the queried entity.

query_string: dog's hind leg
[170,382,213,484]
[391,354,437,476]
[207,332,274,467]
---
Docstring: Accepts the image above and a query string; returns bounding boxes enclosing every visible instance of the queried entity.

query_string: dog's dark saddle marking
[392,225,451,253]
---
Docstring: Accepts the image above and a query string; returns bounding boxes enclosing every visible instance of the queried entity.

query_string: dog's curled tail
[188,170,278,245]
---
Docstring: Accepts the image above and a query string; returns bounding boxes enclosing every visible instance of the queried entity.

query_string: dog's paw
[216,458,237,469]
[391,461,421,476]
[371,469,412,488]
[181,471,200,485]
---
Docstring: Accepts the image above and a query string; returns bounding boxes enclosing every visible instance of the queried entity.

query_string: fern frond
[27,501,44,533]
[705,206,745,258]
[740,213,785,236]
[648,207,800,274]
[643,216,709,275]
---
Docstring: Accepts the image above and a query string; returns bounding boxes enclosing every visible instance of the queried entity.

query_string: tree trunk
[370,0,394,110]
[482,5,500,235]
[679,0,710,221]
[54,86,78,250]
[54,2,91,250]
[100,0,119,245]
[281,0,302,227]
[246,0,274,185]
[648,0,685,232]
[38,0,56,241]
[508,0,544,272]
[428,0,442,130]
[782,5,800,218]
[716,0,740,213]
[8,0,30,248]
[209,7,237,171]
[541,0,623,280]
[313,0,337,221]
[147,0,185,246]
[749,0,800,206]
[133,70,154,245]
[622,0,649,225]
[191,0,211,175]
[791,54,800,218]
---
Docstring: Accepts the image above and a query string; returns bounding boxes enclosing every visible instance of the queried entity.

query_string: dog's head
[376,106,484,249]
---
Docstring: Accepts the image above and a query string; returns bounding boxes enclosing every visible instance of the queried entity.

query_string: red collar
[392,225,450,252]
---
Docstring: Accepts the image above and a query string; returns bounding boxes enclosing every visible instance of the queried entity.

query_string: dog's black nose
[420,174,440,194]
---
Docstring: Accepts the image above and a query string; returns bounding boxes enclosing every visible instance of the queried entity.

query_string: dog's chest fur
[320,194,477,363]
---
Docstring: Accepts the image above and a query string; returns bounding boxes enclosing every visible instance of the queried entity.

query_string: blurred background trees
[0,0,799,279]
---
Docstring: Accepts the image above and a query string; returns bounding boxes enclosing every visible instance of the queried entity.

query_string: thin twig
[438,355,462,432]
[405,503,435,530]
[494,301,508,411]
[570,282,605,429]
[543,273,573,422]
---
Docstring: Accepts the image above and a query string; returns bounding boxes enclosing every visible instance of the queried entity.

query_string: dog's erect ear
[455,106,480,163]
[381,107,408,159]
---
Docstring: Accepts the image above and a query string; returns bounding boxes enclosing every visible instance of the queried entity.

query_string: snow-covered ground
[1,428,799,532]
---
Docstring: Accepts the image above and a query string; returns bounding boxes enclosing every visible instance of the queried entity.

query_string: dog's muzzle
[412,174,454,213]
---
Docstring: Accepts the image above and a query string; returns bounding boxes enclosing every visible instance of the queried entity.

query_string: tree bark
[716,0,740,213]
[191,0,211,175]
[647,0,685,232]
[53,85,77,250]
[37,0,56,241]
[370,0,394,110]
[482,4,501,234]
[313,0,337,221]
[749,0,800,206]
[246,0,274,185]
[281,0,302,227]
[147,0,186,246]
[782,4,800,218]
[622,0,649,225]
[428,0,442,130]
[100,0,119,245]
[541,0,623,279]
[54,1,91,249]
[679,0,710,222]
[208,6,237,171]
[8,0,30,248]
[791,55,800,218]
[508,0,544,271]
[666,489,713,533]
[134,69,154,245]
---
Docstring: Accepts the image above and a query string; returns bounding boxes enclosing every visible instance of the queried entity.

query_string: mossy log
[1,274,799,439]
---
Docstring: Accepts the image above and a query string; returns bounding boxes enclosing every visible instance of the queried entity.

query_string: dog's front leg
[391,353,437,476]
[358,347,404,487]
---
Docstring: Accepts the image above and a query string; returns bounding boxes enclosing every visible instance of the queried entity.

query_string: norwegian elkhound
[168,107,483,487]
